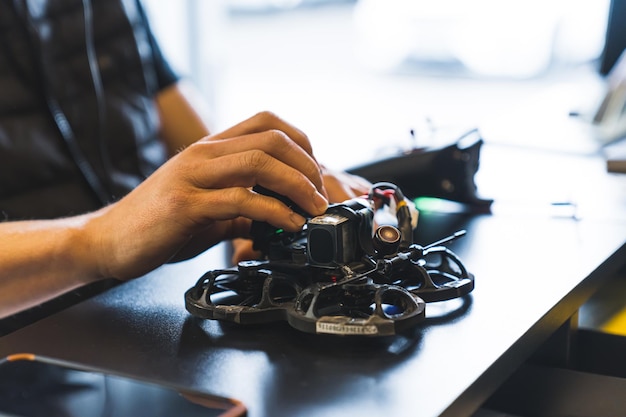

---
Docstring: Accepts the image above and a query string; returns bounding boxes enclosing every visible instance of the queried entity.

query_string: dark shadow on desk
[178,316,424,416]
[424,294,473,326]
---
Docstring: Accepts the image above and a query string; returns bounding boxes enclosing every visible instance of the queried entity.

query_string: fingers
[321,168,372,203]
[183,147,326,214]
[230,238,261,265]
[180,160,327,231]
[196,129,325,194]
[155,131,327,232]
[208,111,315,157]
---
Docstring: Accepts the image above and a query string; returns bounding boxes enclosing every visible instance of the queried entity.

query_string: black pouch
[347,130,492,210]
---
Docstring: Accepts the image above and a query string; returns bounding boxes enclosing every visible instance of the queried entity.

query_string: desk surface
[1,141,625,417]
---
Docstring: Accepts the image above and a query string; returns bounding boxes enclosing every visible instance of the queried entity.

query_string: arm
[0,112,328,319]
[0,216,97,319]
[155,80,214,155]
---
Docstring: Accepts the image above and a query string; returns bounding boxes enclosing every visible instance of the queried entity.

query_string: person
[0,1,370,323]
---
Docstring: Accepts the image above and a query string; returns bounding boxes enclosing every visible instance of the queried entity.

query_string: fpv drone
[185,183,474,337]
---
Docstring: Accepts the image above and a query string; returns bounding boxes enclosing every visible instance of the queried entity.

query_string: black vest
[0,0,168,220]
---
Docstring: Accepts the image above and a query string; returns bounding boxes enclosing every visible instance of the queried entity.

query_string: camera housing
[306,199,373,267]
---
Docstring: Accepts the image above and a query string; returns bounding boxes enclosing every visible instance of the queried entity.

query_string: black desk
[1,144,625,417]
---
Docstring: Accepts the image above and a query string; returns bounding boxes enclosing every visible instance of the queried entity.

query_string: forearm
[0,214,101,318]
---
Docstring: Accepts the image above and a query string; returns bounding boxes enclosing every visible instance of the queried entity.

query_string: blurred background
[141,0,623,170]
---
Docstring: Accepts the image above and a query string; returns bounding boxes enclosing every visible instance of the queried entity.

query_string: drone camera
[306,199,373,267]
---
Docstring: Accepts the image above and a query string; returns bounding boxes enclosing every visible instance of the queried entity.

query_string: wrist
[60,212,109,285]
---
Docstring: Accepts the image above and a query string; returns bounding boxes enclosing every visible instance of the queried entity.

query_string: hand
[87,112,329,280]
[230,166,371,264]
[320,166,371,203]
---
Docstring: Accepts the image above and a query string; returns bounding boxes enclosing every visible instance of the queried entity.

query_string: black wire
[82,0,115,200]
[369,182,413,249]
[9,0,111,205]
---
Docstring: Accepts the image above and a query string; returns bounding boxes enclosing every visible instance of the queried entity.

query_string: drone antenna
[423,230,466,250]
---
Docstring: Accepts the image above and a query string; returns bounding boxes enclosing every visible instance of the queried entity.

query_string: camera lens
[308,228,335,264]
[373,225,401,256]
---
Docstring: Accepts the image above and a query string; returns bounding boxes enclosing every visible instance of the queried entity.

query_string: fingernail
[314,191,328,212]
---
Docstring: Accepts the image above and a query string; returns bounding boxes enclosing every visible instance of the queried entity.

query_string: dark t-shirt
[0,0,180,335]
[0,0,181,220]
